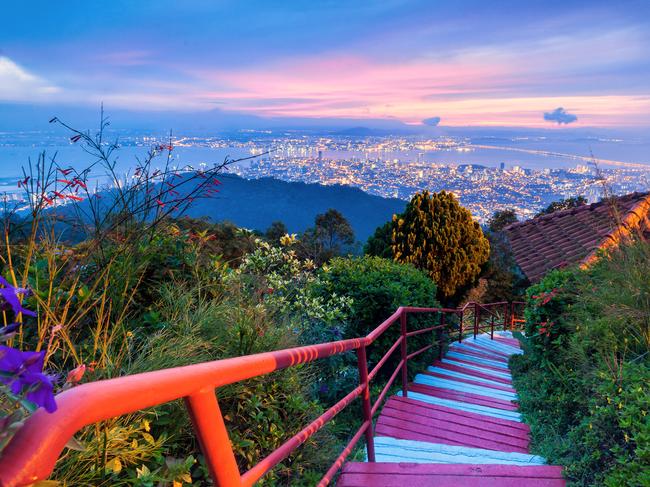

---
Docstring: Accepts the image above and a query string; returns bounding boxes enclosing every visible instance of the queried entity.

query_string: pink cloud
[187,54,650,126]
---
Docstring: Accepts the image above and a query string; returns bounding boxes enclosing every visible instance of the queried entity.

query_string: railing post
[510,302,515,330]
[458,310,463,342]
[185,389,241,487]
[400,310,408,398]
[490,314,494,340]
[356,344,375,462]
[474,302,480,338]
[437,312,445,360]
[503,302,508,331]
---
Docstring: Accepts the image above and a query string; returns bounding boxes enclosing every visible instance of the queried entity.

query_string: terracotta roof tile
[504,192,650,282]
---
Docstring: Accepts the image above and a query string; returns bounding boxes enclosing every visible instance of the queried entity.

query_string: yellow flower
[588,423,592,430]
[279,233,297,246]
[624,433,629,443]
[607,397,612,404]
[126,331,134,338]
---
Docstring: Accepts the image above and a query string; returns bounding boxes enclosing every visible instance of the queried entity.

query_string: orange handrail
[0,301,524,487]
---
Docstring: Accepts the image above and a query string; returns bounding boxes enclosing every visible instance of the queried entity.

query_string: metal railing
[0,301,524,487]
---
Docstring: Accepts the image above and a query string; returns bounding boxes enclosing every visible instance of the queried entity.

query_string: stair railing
[510,300,527,330]
[0,301,523,487]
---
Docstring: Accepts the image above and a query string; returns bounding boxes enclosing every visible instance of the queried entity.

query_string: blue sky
[2,0,649,128]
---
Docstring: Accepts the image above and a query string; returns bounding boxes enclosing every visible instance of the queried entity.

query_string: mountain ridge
[186,173,405,240]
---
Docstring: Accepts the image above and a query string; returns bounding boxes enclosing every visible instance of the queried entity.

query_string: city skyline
[2,1,650,129]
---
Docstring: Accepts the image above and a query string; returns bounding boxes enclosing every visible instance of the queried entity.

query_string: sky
[2,0,650,129]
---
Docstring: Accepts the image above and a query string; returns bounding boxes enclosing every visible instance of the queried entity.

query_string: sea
[2,130,650,197]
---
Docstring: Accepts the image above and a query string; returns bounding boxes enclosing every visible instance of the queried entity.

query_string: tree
[537,196,587,216]
[265,220,288,244]
[364,220,393,258]
[315,209,355,251]
[299,209,355,264]
[479,228,528,303]
[487,209,518,232]
[392,190,490,300]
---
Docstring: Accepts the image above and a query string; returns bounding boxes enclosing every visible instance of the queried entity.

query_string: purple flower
[0,346,57,413]
[0,276,36,318]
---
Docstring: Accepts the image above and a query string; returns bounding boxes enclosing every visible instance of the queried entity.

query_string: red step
[447,347,510,363]
[389,397,529,434]
[492,336,521,348]
[376,402,529,452]
[431,362,513,385]
[408,383,518,411]
[460,342,512,359]
[442,357,512,375]
[338,463,566,486]
[421,370,517,394]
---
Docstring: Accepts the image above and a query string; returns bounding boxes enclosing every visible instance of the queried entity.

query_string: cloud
[422,116,441,126]
[543,107,577,124]
[0,56,60,102]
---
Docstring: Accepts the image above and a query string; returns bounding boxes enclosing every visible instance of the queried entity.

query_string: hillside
[187,174,406,240]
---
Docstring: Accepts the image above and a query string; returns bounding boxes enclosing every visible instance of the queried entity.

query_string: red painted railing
[0,301,524,487]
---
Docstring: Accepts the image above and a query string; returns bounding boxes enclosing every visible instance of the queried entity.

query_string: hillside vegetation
[185,173,406,241]
[0,117,444,486]
[511,240,650,486]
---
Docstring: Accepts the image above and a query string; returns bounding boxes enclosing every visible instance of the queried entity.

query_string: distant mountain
[0,103,413,134]
[186,174,405,241]
[332,126,418,137]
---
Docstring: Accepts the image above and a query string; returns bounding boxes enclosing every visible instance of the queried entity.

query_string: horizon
[2,1,650,130]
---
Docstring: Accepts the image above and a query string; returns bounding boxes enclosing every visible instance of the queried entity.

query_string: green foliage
[364,220,393,259]
[511,240,650,486]
[299,209,356,265]
[310,256,440,398]
[478,218,528,303]
[315,256,438,339]
[536,196,587,216]
[522,269,578,360]
[392,190,490,300]
[487,209,518,232]
[265,221,289,244]
[2,115,389,486]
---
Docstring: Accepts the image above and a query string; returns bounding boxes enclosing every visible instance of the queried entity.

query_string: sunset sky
[2,0,650,128]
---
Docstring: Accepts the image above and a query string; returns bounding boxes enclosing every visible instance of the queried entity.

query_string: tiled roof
[503,192,650,283]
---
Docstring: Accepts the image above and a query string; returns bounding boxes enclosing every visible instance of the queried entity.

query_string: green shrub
[314,256,438,338]
[511,240,650,486]
[523,268,578,361]
[309,256,440,399]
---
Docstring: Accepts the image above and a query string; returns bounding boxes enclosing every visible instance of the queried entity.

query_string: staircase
[0,302,565,487]
[337,331,566,486]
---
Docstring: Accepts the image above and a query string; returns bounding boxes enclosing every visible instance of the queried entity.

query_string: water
[1,132,649,186]
[323,138,650,170]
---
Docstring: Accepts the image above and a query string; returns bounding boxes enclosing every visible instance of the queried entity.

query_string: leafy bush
[523,268,578,361]
[511,240,650,486]
[314,256,438,338]
[309,256,440,399]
